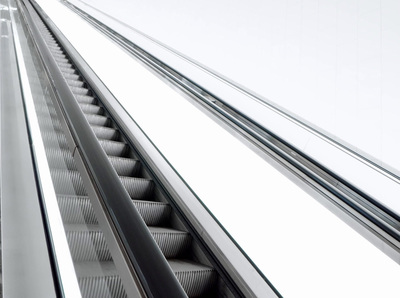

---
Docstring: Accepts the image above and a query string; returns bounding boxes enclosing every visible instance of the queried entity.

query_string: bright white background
[36,1,400,297]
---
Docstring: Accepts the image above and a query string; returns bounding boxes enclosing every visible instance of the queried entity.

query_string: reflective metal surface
[0,0,56,296]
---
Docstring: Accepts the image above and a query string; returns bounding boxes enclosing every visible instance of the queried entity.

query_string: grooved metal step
[108,156,140,176]
[91,126,119,141]
[57,61,73,68]
[54,56,69,63]
[67,78,85,88]
[84,114,110,127]
[46,147,76,170]
[65,224,112,261]
[132,200,171,226]
[51,169,87,196]
[59,66,77,74]
[57,195,98,224]
[42,131,69,149]
[74,262,127,298]
[76,94,97,105]
[70,86,90,96]
[99,139,128,157]
[149,227,191,258]
[63,73,81,81]
[169,259,217,297]
[119,176,154,199]
[79,103,103,115]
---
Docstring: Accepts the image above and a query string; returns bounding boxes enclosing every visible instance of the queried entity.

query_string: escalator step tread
[168,259,217,297]
[51,169,87,196]
[57,61,73,68]
[64,223,101,232]
[67,79,85,88]
[132,200,171,226]
[84,114,110,126]
[108,156,140,176]
[57,195,98,224]
[65,224,112,262]
[74,261,119,278]
[45,147,76,170]
[76,94,97,104]
[91,125,119,141]
[119,176,154,199]
[59,67,76,74]
[54,57,69,64]
[49,46,62,52]
[149,227,192,258]
[79,103,103,115]
[74,261,127,298]
[99,139,128,157]
[51,49,66,56]
[70,86,90,96]
[52,52,67,58]
[41,132,69,149]
[63,73,81,81]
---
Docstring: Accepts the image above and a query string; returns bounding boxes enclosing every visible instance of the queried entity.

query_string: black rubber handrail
[20,0,187,297]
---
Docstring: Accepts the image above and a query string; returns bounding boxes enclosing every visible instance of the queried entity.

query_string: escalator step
[149,227,191,258]
[76,94,97,105]
[54,56,69,63]
[84,114,110,126]
[48,45,62,51]
[57,195,98,224]
[132,200,171,226]
[99,139,128,157]
[79,103,103,115]
[50,49,66,56]
[74,261,127,298]
[52,52,67,59]
[70,86,90,96]
[65,224,112,262]
[92,126,119,141]
[37,120,63,133]
[51,169,87,196]
[35,104,57,117]
[119,176,154,199]
[45,147,76,170]
[108,156,140,176]
[67,79,85,88]
[59,66,77,74]
[41,130,69,149]
[63,73,81,81]
[169,259,217,298]
[57,61,73,68]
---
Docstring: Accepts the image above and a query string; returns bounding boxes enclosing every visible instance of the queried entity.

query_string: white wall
[77,0,400,175]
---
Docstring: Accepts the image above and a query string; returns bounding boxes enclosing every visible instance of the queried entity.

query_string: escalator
[12,0,260,297]
[4,0,399,297]
[34,14,220,298]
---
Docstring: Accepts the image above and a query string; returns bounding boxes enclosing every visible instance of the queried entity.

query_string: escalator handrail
[20,0,187,297]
